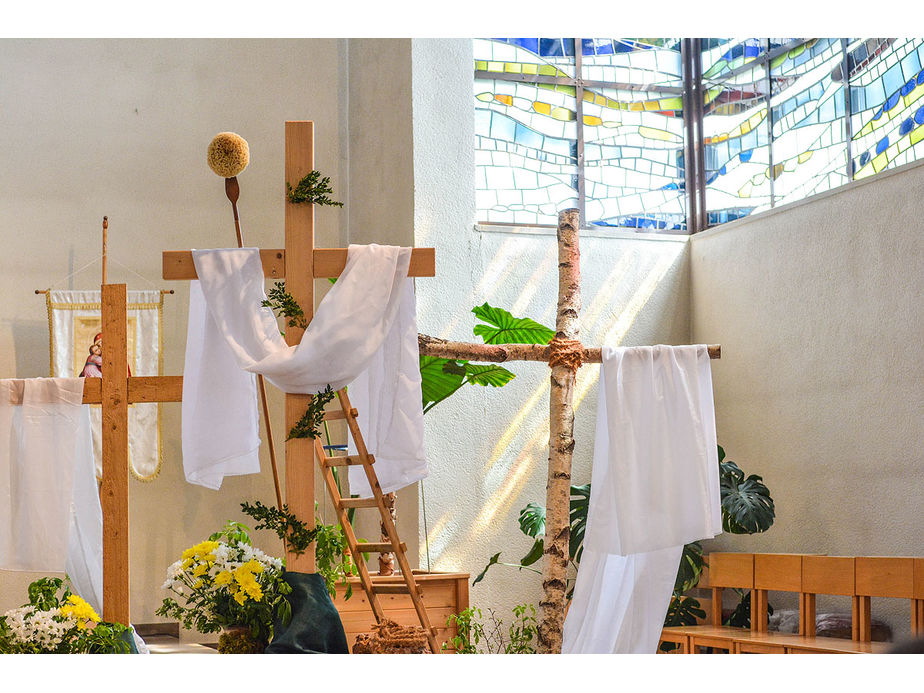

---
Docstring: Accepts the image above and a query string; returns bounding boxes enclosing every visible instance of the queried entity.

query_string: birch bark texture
[537,208,581,654]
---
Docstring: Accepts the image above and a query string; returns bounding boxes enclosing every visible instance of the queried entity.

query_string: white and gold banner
[46,290,164,481]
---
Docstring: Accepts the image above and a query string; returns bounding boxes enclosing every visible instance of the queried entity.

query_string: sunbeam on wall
[419,231,689,598]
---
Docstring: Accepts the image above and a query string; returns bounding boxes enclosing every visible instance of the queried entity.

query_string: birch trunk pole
[537,208,581,654]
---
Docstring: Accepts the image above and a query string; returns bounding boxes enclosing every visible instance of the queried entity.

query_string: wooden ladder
[314,387,440,654]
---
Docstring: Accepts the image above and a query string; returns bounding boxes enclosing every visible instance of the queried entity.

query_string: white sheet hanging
[183,245,427,495]
[562,345,721,654]
[0,378,103,614]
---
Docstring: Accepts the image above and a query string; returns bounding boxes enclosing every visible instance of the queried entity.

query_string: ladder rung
[322,407,358,421]
[372,583,413,594]
[322,455,373,467]
[338,497,379,509]
[355,542,406,554]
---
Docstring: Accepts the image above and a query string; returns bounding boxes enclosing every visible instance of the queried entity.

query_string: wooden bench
[660,553,924,654]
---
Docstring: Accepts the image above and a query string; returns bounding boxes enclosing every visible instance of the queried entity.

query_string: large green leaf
[569,484,591,564]
[674,541,705,593]
[720,459,775,534]
[420,356,466,413]
[472,303,555,345]
[472,552,501,586]
[518,502,546,538]
[464,364,516,388]
[519,539,544,567]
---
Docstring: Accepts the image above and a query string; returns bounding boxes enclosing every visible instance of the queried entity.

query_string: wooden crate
[331,571,470,653]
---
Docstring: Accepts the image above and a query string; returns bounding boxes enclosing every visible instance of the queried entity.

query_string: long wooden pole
[538,209,581,654]
[100,283,130,625]
[284,121,316,572]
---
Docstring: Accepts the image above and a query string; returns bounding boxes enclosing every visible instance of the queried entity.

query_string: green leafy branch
[262,281,309,332]
[240,501,319,558]
[286,170,344,207]
[287,385,336,441]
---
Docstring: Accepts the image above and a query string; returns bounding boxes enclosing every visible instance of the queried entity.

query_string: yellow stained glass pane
[533,101,552,115]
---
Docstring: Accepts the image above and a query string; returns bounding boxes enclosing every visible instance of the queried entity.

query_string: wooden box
[331,571,470,653]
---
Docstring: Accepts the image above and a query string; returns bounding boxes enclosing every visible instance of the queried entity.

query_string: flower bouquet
[156,522,292,653]
[0,577,133,654]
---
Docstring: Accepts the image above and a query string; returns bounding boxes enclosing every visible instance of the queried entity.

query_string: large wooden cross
[161,121,435,582]
[415,209,720,654]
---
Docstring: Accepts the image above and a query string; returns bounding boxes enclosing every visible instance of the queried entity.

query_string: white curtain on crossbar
[563,345,722,654]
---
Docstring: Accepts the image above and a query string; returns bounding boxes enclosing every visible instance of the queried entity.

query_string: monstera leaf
[472,303,555,345]
[674,541,705,593]
[719,446,775,534]
[569,484,590,564]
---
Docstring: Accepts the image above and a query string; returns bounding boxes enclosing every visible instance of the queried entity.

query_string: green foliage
[419,303,552,414]
[240,501,319,557]
[444,604,538,654]
[471,303,555,345]
[262,281,309,332]
[718,446,775,534]
[286,170,344,207]
[0,577,132,654]
[287,385,336,440]
[313,521,354,601]
[420,356,516,414]
[674,541,706,593]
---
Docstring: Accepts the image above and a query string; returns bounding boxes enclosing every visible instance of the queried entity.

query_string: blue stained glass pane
[510,38,538,54]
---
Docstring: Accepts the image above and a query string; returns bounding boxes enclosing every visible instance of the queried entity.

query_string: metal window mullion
[693,38,707,232]
[682,39,698,233]
[842,38,854,181]
[766,38,775,209]
[574,38,587,228]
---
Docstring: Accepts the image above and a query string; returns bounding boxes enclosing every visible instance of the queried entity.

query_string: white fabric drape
[183,245,427,495]
[0,378,103,614]
[562,345,721,654]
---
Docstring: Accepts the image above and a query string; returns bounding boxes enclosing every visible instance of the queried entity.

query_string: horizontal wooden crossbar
[162,248,436,280]
[57,377,185,405]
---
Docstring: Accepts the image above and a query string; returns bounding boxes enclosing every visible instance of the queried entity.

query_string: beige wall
[691,161,924,638]
[0,38,345,631]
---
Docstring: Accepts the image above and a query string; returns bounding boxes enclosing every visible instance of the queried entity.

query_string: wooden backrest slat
[913,558,924,600]
[702,553,753,589]
[755,554,803,592]
[855,557,915,598]
[802,556,855,595]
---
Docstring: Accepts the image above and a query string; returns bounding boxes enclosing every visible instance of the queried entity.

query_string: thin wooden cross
[162,121,436,579]
[416,208,720,654]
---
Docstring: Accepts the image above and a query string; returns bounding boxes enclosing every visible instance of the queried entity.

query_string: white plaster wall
[410,38,693,620]
[0,38,345,631]
[691,161,924,640]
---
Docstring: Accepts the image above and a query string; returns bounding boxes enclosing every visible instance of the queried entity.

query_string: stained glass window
[475,38,924,232]
[474,38,686,230]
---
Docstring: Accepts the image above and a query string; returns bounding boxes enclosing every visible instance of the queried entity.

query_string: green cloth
[265,572,349,654]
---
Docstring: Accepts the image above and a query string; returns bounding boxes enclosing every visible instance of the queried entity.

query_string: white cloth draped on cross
[182,244,427,495]
[0,378,103,614]
[563,345,722,654]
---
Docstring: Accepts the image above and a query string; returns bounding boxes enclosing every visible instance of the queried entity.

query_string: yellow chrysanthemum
[214,570,233,587]
[233,590,248,606]
[61,594,101,630]
[192,563,207,578]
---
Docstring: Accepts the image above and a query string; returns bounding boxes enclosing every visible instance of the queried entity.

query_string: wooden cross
[416,209,720,654]
[161,121,435,581]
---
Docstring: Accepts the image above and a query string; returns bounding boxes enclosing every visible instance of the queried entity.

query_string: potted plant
[156,522,292,653]
[0,577,133,654]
